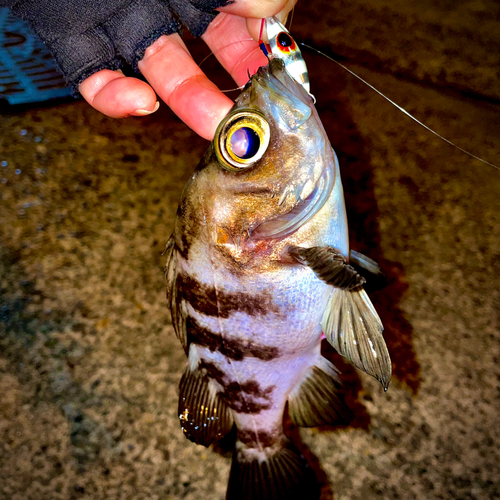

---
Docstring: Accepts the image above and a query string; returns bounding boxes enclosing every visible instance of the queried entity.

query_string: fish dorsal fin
[288,356,352,427]
[178,363,234,447]
[322,288,392,390]
[288,245,365,290]
[164,235,189,353]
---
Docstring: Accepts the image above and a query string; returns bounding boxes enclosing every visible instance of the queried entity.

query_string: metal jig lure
[259,17,313,99]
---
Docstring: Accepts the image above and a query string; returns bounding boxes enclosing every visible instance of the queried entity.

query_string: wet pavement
[1,1,499,499]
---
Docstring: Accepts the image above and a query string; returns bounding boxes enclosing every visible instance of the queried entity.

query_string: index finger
[138,33,234,140]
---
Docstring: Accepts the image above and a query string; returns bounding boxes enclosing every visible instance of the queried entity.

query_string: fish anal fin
[288,357,353,427]
[226,441,319,500]
[178,365,234,447]
[322,287,392,390]
[289,245,365,290]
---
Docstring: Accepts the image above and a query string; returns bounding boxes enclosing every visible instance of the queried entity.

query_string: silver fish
[165,52,391,500]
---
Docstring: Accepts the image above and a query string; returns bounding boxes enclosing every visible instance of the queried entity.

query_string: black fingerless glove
[2,0,228,92]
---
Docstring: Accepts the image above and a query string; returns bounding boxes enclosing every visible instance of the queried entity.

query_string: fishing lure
[259,16,311,96]
[260,16,498,171]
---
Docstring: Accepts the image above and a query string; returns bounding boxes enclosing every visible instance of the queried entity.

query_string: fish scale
[175,248,331,471]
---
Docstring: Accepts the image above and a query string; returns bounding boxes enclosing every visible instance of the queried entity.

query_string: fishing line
[287,7,295,31]
[197,32,499,171]
[198,39,253,94]
[300,42,500,171]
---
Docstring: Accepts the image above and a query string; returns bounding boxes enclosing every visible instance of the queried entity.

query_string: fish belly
[182,258,331,447]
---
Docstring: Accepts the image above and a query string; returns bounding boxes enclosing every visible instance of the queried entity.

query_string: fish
[164,20,392,500]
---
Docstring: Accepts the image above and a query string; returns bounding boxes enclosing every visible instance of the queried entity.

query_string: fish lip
[248,149,336,240]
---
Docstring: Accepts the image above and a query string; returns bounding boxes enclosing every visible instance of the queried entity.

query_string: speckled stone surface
[0,1,499,499]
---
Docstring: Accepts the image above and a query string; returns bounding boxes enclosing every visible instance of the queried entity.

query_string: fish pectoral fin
[322,287,392,390]
[178,364,234,447]
[288,356,353,427]
[350,249,388,293]
[288,245,365,290]
[227,440,319,500]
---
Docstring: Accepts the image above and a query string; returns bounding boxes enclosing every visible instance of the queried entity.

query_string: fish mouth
[249,145,337,240]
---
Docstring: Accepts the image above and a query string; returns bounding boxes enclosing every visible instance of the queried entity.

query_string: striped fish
[165,55,391,500]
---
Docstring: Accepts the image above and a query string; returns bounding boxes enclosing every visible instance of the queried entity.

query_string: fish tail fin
[288,356,353,427]
[322,287,392,390]
[226,439,319,500]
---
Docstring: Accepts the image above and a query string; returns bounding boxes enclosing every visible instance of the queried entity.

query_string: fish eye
[230,127,260,159]
[214,109,270,171]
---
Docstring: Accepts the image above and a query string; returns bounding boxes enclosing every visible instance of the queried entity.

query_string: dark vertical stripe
[186,316,280,361]
[199,360,275,414]
[177,273,279,318]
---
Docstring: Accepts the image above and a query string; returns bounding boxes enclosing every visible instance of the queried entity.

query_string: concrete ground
[1,1,499,499]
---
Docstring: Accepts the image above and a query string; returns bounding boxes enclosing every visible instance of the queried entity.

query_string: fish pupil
[278,32,292,48]
[230,127,260,159]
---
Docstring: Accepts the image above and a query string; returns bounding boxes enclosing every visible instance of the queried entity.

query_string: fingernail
[133,101,160,116]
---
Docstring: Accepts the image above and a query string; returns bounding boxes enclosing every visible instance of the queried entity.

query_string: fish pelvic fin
[288,356,353,427]
[288,245,365,290]
[322,288,392,390]
[178,364,234,447]
[226,439,319,500]
[349,249,388,293]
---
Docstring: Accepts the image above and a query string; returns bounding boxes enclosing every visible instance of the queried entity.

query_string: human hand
[79,0,297,140]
